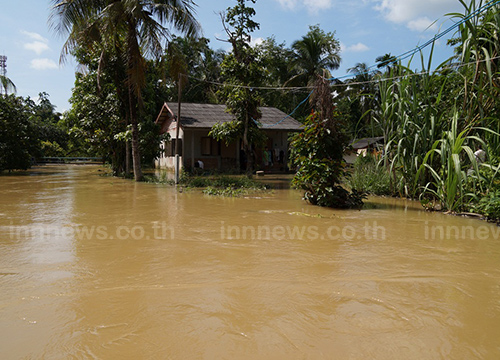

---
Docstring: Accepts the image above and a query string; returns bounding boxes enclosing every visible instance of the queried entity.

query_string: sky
[0,0,469,113]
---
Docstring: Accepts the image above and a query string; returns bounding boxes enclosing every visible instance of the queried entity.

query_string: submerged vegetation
[182,173,268,197]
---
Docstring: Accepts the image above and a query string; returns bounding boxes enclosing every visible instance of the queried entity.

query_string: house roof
[155,102,303,134]
[350,136,385,150]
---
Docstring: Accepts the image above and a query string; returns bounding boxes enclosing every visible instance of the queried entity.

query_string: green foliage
[181,174,264,189]
[290,112,364,209]
[173,174,267,197]
[215,0,266,175]
[203,186,259,197]
[209,118,267,148]
[209,120,244,146]
[0,74,16,95]
[68,70,126,174]
[417,113,486,212]
[289,25,341,87]
[40,141,65,157]
[0,93,68,172]
[51,0,200,181]
[0,95,40,171]
[347,155,392,196]
[470,191,500,222]
[164,36,224,103]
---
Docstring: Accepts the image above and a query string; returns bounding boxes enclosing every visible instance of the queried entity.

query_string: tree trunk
[125,140,131,175]
[128,84,143,181]
[243,112,253,177]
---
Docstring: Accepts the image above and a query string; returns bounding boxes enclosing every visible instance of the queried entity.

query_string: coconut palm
[347,62,380,137]
[0,75,16,96]
[50,0,200,181]
[375,53,397,73]
[287,25,341,87]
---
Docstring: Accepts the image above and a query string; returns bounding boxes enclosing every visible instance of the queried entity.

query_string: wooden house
[155,103,303,172]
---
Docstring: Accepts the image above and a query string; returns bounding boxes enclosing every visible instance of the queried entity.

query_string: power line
[184,73,314,91]
[332,55,500,88]
[329,0,500,82]
[175,1,500,129]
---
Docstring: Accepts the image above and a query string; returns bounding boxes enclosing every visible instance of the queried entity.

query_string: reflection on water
[1,165,500,359]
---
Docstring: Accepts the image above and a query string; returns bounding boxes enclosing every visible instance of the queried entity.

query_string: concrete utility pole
[174,73,182,184]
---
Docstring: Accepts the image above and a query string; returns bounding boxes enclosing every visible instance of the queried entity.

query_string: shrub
[347,154,392,195]
[290,112,365,209]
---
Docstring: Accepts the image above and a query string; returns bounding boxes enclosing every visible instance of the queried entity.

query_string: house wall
[183,129,238,171]
[254,130,292,171]
[155,127,296,172]
[155,126,184,169]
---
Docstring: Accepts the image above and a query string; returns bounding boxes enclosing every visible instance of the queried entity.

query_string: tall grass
[347,154,392,196]
[416,113,487,211]
[367,0,500,213]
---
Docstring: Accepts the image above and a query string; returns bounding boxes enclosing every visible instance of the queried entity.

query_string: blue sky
[0,0,467,113]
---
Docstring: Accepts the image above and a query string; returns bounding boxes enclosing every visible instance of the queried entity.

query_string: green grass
[346,155,392,196]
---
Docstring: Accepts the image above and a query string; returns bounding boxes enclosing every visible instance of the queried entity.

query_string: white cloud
[275,0,333,14]
[30,58,58,70]
[373,0,462,31]
[407,16,437,32]
[342,42,370,53]
[250,37,264,47]
[22,31,50,55]
[276,0,298,10]
[304,0,332,12]
[24,41,50,55]
[21,31,48,43]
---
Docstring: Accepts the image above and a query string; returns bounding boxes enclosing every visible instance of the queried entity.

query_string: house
[345,136,385,164]
[155,102,303,172]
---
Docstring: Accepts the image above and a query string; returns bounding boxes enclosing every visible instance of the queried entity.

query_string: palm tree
[347,62,380,137]
[0,75,16,96]
[375,53,397,74]
[50,0,200,181]
[288,25,341,87]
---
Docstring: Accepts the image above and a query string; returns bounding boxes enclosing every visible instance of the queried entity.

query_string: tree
[164,36,224,104]
[210,0,265,176]
[254,38,305,116]
[67,65,126,174]
[346,62,380,138]
[288,25,341,87]
[50,0,200,181]
[0,75,16,96]
[375,53,397,73]
[0,95,40,171]
[290,70,364,209]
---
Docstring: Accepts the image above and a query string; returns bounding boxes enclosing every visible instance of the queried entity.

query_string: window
[166,139,182,156]
[201,137,220,156]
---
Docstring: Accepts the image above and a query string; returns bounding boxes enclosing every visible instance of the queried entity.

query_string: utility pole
[174,73,182,184]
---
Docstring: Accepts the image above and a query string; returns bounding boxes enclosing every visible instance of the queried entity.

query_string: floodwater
[1,166,500,359]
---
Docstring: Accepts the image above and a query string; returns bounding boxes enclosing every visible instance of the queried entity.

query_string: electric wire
[178,1,500,128]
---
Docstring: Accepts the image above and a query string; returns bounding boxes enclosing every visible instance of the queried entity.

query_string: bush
[0,95,41,172]
[290,112,364,209]
[347,154,392,195]
[470,190,500,223]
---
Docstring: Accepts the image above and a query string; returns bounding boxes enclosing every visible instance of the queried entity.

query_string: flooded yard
[1,165,500,359]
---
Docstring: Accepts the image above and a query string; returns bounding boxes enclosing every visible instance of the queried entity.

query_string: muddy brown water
[1,165,500,359]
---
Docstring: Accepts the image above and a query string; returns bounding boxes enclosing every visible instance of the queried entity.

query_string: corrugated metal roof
[160,102,303,131]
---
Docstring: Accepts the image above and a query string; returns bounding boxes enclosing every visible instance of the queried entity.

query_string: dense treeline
[0,93,79,172]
